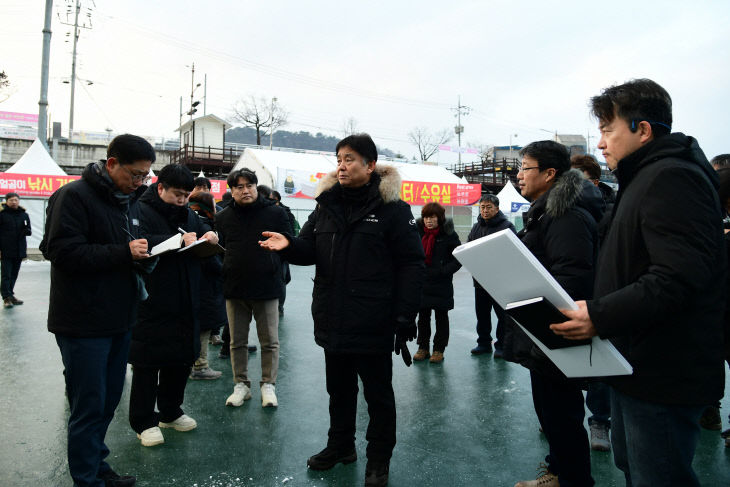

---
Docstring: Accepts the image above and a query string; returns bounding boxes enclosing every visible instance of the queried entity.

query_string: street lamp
[509,133,518,160]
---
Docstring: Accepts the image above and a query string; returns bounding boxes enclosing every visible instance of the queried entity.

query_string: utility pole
[59,0,93,143]
[451,95,471,164]
[269,97,277,150]
[37,0,53,147]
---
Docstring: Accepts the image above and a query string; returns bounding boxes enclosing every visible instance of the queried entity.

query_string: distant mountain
[226,126,399,157]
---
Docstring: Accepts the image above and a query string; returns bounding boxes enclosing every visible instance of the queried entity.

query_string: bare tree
[0,71,11,103]
[342,117,359,137]
[408,127,452,162]
[231,95,289,145]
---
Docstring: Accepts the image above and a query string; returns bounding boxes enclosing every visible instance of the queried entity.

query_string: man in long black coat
[554,79,726,486]
[0,192,31,308]
[259,134,424,487]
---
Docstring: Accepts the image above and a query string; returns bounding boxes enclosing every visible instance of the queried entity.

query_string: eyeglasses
[480,205,496,210]
[518,165,541,173]
[121,165,151,183]
[231,184,255,191]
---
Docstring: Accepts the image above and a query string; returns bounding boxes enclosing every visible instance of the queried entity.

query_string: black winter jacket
[191,210,227,332]
[283,167,425,354]
[215,194,290,300]
[467,210,516,289]
[587,134,726,405]
[129,183,208,367]
[41,162,145,337]
[0,204,31,259]
[416,218,461,310]
[504,169,604,376]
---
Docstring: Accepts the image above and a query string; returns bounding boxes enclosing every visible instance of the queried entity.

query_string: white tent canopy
[6,138,67,176]
[496,181,530,214]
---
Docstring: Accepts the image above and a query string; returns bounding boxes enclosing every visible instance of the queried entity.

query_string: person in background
[467,194,515,357]
[714,167,730,449]
[216,169,290,409]
[269,190,298,316]
[0,192,31,308]
[41,133,154,487]
[413,202,461,364]
[129,164,218,447]
[188,191,226,380]
[570,154,614,452]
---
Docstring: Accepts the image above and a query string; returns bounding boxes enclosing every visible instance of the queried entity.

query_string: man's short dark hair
[711,154,730,169]
[479,194,499,206]
[571,154,602,180]
[590,78,673,138]
[157,164,194,191]
[421,202,446,226]
[193,176,211,189]
[222,191,233,203]
[271,190,282,202]
[336,133,378,163]
[227,168,258,188]
[5,192,19,200]
[520,140,571,177]
[257,185,272,199]
[107,134,156,165]
[717,168,730,209]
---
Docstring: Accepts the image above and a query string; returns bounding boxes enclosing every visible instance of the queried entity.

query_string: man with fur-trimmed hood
[508,140,604,487]
[259,133,424,487]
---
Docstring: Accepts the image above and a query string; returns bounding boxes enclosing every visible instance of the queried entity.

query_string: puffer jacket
[0,204,31,259]
[283,166,425,354]
[503,169,604,377]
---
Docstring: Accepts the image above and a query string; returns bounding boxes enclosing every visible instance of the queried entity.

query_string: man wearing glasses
[467,194,515,356]
[215,168,290,409]
[41,134,155,487]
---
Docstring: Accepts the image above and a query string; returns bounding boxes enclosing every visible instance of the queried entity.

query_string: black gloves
[394,316,417,366]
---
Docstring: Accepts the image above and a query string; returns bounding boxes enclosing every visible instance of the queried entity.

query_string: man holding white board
[553,79,726,487]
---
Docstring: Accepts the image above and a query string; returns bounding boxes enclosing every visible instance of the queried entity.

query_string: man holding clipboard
[552,79,726,487]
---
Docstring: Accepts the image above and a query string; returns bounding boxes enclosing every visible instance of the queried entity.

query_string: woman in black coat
[413,202,462,363]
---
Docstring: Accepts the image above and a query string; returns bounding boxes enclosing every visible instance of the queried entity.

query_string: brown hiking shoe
[413,348,430,361]
[429,351,444,363]
[514,463,560,487]
[10,296,23,305]
[3,298,13,308]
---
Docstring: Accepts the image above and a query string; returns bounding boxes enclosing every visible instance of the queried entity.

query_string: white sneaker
[261,383,278,408]
[159,414,197,432]
[137,426,164,447]
[226,382,251,406]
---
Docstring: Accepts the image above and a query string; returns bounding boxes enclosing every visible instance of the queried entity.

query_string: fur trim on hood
[546,168,603,220]
[315,164,402,203]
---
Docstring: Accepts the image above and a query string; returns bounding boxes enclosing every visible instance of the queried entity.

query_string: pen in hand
[122,227,151,256]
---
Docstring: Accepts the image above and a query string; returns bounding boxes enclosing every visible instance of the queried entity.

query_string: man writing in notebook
[553,79,726,486]
[41,134,154,487]
[509,140,604,487]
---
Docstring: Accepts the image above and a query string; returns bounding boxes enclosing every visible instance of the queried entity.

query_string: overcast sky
[1,0,729,165]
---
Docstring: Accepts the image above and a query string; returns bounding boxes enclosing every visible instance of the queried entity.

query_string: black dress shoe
[364,460,389,486]
[10,296,23,305]
[307,446,357,470]
[99,469,136,487]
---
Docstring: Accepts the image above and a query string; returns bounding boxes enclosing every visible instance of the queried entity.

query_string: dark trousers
[530,371,594,487]
[324,352,396,462]
[416,308,449,351]
[474,286,507,348]
[586,381,611,427]
[1,257,22,299]
[55,332,131,487]
[610,387,703,487]
[129,365,190,434]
